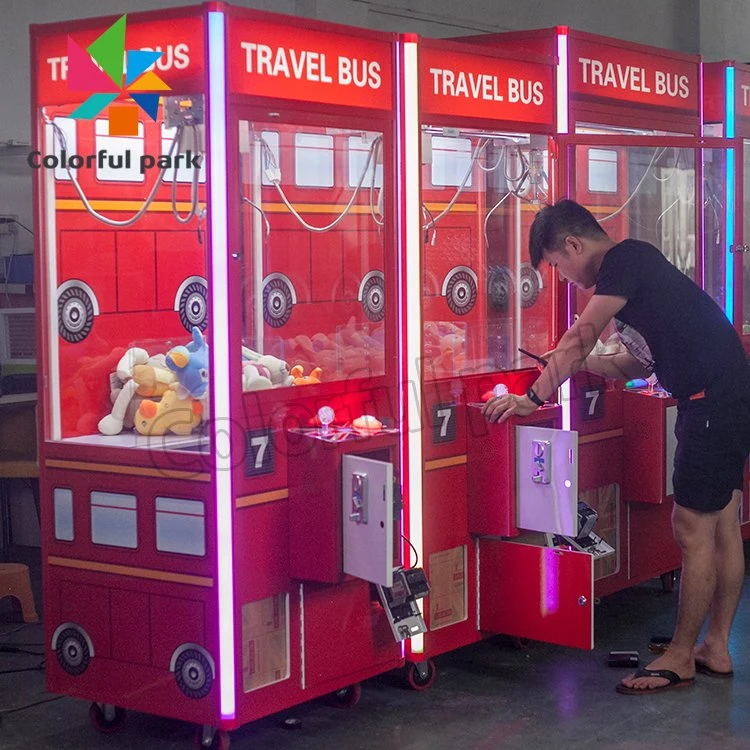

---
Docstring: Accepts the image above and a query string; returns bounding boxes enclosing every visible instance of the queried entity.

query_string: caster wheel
[195,727,230,750]
[89,703,126,734]
[405,660,437,691]
[661,571,677,593]
[331,682,362,708]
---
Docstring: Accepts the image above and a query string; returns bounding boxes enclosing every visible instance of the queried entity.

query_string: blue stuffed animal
[166,327,209,399]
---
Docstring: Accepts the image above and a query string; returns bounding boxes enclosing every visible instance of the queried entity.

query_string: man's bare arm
[531,294,628,402]
[582,350,651,380]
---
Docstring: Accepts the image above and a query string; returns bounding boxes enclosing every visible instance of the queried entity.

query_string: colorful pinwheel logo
[67,14,170,136]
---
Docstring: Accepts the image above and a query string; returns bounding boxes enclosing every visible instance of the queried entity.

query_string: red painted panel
[150,595,206,670]
[578,438,623,490]
[311,231,343,302]
[155,231,207,311]
[303,579,397,687]
[266,230,312,303]
[116,232,156,312]
[46,658,219,726]
[60,230,117,313]
[480,540,593,650]
[703,61,726,128]
[233,501,290,602]
[342,230,383,300]
[466,404,560,536]
[288,432,397,582]
[423,466,468,551]
[110,588,151,665]
[59,580,111,657]
[466,410,515,537]
[622,390,674,504]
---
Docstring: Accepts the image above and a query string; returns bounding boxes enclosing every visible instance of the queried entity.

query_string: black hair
[528,199,608,269]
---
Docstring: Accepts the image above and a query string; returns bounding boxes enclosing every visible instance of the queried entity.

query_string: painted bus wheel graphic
[55,627,91,676]
[443,267,477,316]
[519,264,543,308]
[360,273,385,322]
[178,280,208,332]
[58,285,95,343]
[174,648,213,699]
[263,276,294,328]
[487,266,511,312]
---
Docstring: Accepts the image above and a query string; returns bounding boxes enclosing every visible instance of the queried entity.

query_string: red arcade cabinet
[466,29,733,601]
[703,60,750,531]
[398,34,595,668]
[32,5,412,747]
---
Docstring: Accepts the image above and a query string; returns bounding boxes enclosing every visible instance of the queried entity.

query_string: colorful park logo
[67,14,170,136]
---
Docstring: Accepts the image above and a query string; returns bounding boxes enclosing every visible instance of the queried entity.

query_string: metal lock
[349,472,368,524]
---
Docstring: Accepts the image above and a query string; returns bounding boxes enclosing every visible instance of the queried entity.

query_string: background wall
[0,0,708,145]
[0,0,718,247]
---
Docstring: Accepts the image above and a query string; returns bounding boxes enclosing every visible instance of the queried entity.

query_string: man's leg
[695,490,743,673]
[620,502,719,690]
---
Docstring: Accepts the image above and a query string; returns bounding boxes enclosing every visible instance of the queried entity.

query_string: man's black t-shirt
[594,238,750,403]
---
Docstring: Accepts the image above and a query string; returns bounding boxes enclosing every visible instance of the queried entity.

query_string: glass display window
[420,126,551,379]
[40,105,209,449]
[238,120,387,386]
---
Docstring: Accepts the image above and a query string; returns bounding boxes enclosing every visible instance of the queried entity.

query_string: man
[483,199,750,695]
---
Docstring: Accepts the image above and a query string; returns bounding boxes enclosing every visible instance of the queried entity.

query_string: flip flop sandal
[616,667,695,695]
[694,660,734,678]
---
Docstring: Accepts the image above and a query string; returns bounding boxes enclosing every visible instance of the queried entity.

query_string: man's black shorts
[672,396,750,512]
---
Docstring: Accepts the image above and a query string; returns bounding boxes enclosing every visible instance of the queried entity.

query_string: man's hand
[482,392,538,424]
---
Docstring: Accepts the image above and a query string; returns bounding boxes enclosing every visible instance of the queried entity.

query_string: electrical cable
[171,124,202,224]
[260,134,382,233]
[0,695,64,717]
[401,533,419,568]
[47,117,203,227]
[9,220,33,235]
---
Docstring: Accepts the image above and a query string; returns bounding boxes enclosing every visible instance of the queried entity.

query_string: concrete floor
[3,546,750,749]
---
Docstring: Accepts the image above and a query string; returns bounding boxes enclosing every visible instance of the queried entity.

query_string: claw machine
[32,5,410,747]
[703,60,750,532]
[465,28,731,599]
[399,34,592,678]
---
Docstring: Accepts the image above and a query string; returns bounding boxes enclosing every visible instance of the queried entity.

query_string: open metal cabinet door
[516,425,578,535]
[479,539,594,650]
[342,454,394,586]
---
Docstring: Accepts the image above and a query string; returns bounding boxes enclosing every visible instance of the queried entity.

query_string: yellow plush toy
[134,388,204,436]
[98,348,176,435]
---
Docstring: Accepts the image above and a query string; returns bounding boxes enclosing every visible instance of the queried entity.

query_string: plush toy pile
[423,320,466,377]
[98,329,324,437]
[274,317,384,380]
[98,327,208,437]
